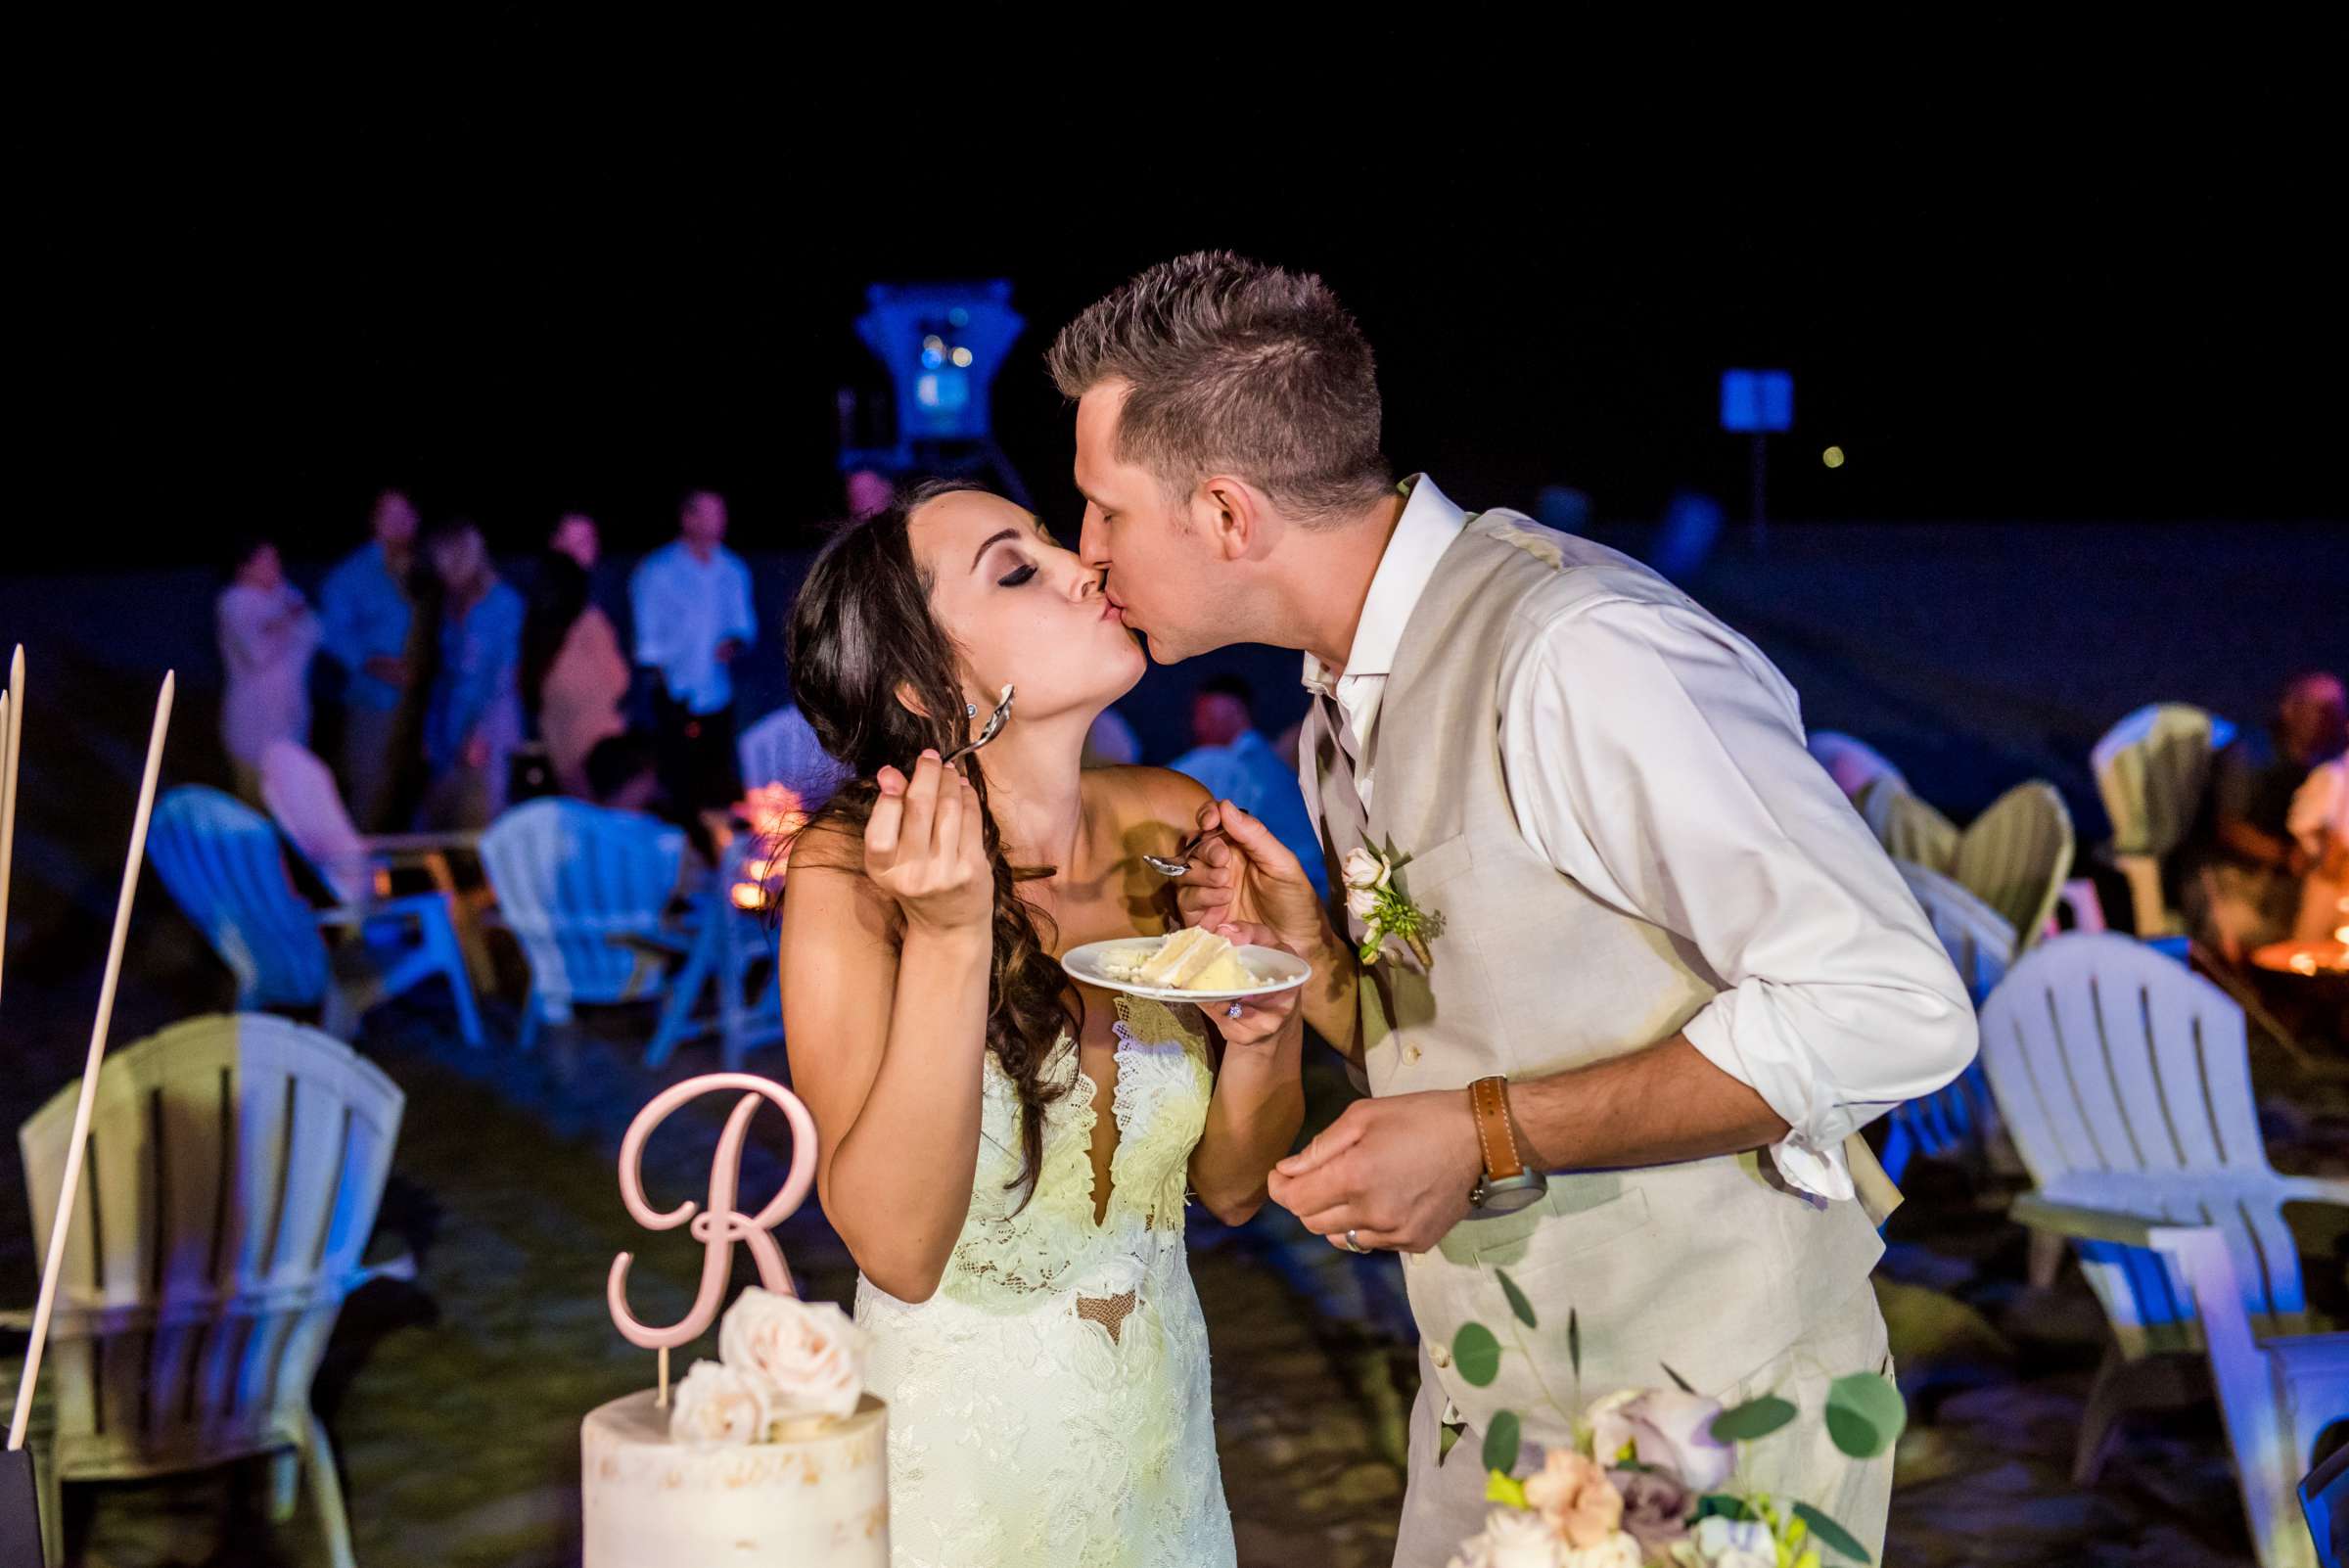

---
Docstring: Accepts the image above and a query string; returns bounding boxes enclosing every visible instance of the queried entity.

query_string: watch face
[1474,1177,1547,1216]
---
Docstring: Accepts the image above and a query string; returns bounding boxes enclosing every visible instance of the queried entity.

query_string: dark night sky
[12,32,2342,567]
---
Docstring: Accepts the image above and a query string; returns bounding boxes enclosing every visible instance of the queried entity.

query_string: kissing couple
[773,253,1975,1568]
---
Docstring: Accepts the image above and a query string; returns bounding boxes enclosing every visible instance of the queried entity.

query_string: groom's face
[1073,383,1223,664]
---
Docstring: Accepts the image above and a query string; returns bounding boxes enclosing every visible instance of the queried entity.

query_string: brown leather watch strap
[1468,1077,1526,1181]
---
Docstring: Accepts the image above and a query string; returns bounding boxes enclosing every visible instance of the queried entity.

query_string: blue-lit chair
[1876,861,2015,1188]
[1986,933,2349,1568]
[477,798,688,1049]
[147,786,482,1045]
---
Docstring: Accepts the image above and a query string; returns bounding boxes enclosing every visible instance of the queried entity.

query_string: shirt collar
[1301,474,1468,694]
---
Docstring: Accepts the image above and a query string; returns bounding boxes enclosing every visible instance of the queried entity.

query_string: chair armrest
[612,930,692,959]
[348,1251,419,1289]
[2009,1191,2171,1247]
[0,1307,33,1334]
[2280,1176,2349,1210]
[316,905,368,930]
[362,831,482,858]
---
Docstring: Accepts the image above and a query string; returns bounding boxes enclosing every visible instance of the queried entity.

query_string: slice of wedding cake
[582,1287,888,1566]
[1104,927,1260,992]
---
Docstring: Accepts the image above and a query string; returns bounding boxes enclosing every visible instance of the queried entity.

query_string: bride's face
[907,488,1145,725]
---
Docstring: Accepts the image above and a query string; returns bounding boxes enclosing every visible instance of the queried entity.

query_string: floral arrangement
[668,1287,867,1446]
[1443,1273,1904,1568]
[1341,847,1441,968]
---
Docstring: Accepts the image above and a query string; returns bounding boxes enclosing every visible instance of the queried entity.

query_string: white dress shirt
[1303,477,1976,1200]
[629,541,758,715]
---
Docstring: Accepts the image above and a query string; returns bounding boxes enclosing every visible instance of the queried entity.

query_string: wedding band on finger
[1344,1228,1367,1254]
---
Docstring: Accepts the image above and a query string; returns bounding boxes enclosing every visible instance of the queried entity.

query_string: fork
[942,684,1014,768]
[1142,825,1227,878]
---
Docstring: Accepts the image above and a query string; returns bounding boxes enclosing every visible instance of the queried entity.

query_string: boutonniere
[1342,847,1443,969]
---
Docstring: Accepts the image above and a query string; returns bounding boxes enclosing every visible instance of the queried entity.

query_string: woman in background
[215,535,319,804]
[522,515,628,797]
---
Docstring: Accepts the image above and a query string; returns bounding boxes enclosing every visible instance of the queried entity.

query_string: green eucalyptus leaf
[1708,1394,1797,1443]
[1482,1408,1523,1475]
[1824,1371,1908,1459]
[1497,1269,1538,1330]
[1792,1501,1871,1563]
[1452,1322,1502,1387]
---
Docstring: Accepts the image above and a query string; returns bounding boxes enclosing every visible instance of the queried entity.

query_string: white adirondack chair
[477,798,689,1049]
[1807,730,1908,806]
[1859,777,1959,872]
[2093,703,2236,937]
[1877,862,2016,1185]
[1981,934,2349,1568]
[1953,780,2076,950]
[736,704,851,806]
[147,785,484,1046]
[5,1014,413,1568]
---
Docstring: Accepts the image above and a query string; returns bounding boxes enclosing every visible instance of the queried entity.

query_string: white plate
[1060,936,1312,1004]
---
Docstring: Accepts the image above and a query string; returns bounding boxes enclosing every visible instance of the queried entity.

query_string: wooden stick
[0,647,24,1012]
[8,671,172,1453]
[657,1347,670,1409]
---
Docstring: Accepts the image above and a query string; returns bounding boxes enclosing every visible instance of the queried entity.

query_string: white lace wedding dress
[855,994,1237,1567]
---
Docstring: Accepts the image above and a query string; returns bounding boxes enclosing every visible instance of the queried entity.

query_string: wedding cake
[584,1073,888,1565]
[581,1289,888,1566]
[1106,926,1260,992]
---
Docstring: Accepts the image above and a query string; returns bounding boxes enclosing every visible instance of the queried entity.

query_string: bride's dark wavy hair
[785,479,1079,1206]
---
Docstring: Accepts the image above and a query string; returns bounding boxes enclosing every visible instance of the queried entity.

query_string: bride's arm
[1186,923,1308,1225]
[779,757,993,1304]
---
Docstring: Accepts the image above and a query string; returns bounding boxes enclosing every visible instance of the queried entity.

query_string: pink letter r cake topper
[606,1073,819,1351]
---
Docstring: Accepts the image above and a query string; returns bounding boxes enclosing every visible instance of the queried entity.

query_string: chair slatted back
[1860,778,1960,873]
[2093,704,2232,857]
[1881,862,2015,1170]
[1954,781,2076,950]
[147,788,330,1008]
[1979,934,2303,1350]
[18,1014,404,1472]
[736,705,852,805]
[479,799,686,1011]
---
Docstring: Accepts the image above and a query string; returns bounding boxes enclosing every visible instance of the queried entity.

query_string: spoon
[942,684,1014,767]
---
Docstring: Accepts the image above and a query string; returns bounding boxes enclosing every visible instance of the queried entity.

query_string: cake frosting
[582,1388,888,1565]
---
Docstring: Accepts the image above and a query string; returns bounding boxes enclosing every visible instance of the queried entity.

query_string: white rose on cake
[718,1287,867,1419]
[668,1360,776,1446]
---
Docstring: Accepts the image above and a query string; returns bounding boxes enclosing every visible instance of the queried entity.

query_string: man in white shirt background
[1168,674,1330,900]
[1052,252,1974,1566]
[628,488,757,815]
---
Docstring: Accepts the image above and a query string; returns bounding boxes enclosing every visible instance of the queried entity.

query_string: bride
[776,481,1310,1567]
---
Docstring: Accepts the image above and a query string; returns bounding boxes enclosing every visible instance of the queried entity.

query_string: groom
[1047,254,1976,1566]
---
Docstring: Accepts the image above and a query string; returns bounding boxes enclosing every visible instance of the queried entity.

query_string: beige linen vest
[1304,509,1883,1441]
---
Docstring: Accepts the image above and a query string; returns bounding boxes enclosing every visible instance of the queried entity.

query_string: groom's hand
[1177,800,1325,956]
[1267,1090,1483,1254]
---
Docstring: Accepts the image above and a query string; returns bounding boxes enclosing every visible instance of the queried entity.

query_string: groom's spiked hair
[1047,252,1391,525]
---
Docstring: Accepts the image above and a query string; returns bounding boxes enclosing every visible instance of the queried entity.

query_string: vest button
[1403,1043,1422,1064]
[1430,1343,1451,1369]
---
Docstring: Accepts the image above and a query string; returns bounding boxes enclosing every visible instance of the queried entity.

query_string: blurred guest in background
[2183,669,2349,960]
[2289,750,2349,943]
[549,511,600,570]
[523,519,628,798]
[320,487,420,828]
[420,519,525,829]
[1082,706,1141,768]
[630,489,755,813]
[215,536,319,804]
[1168,674,1329,898]
[583,730,664,815]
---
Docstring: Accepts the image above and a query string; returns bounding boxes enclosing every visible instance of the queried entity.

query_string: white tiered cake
[581,1386,888,1565]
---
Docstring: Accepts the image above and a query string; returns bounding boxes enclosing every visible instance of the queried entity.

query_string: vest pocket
[1395,832,1476,898]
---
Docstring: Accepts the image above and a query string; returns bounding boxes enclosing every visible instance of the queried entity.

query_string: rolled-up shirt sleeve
[1500,593,1977,1200]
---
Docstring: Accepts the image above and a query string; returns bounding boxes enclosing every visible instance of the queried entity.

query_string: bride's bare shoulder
[1083,764,1213,846]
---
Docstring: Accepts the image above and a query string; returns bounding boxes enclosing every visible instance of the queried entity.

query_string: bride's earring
[965,702,979,718]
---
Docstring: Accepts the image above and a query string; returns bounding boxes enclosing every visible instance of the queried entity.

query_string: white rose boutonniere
[1340,846,1441,968]
[668,1360,776,1446]
[718,1287,866,1419]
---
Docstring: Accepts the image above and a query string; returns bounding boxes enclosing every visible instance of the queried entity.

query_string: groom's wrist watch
[1466,1077,1547,1215]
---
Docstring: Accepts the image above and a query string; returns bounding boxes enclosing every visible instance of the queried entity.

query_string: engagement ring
[1225,1001,1243,1019]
